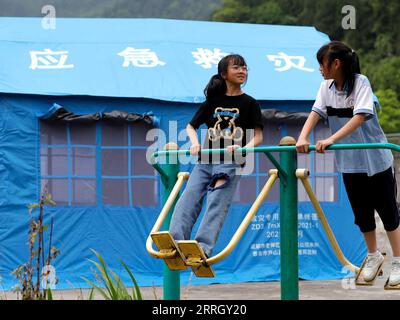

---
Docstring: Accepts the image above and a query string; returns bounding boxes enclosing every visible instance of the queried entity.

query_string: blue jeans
[169,163,241,257]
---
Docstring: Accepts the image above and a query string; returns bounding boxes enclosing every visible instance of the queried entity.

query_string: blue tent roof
[0,17,330,102]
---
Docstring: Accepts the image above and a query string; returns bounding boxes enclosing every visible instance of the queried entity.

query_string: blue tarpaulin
[0,18,365,291]
[0,17,328,102]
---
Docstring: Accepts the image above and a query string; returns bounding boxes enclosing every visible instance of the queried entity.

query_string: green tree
[212,0,296,24]
[370,0,400,57]
[376,89,400,134]
[364,56,400,95]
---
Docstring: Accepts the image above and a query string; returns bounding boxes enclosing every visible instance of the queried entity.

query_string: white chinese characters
[29,49,74,70]
[191,48,228,69]
[267,52,314,72]
[28,48,316,73]
[118,47,166,68]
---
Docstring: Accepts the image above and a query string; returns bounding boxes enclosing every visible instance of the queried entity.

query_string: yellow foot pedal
[384,278,400,290]
[355,256,384,286]
[178,240,215,278]
[151,231,187,270]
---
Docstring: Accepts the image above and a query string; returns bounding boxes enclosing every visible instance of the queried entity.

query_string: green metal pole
[279,137,299,300]
[161,142,181,300]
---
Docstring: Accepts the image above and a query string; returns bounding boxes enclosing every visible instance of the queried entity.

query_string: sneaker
[388,260,400,286]
[362,251,384,281]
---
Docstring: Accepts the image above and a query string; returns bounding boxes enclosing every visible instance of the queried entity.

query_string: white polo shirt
[312,74,393,176]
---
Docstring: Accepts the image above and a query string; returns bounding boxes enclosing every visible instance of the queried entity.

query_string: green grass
[83,249,143,300]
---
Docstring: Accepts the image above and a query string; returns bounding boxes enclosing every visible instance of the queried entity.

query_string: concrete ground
[2,214,399,300]
[3,258,399,300]
[2,273,399,300]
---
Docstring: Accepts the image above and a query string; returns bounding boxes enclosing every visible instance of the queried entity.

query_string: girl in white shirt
[296,41,400,287]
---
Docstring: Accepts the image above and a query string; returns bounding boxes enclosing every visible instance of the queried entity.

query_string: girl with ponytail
[296,41,400,287]
[168,54,264,259]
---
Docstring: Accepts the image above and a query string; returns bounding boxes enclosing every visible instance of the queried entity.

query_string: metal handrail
[150,143,400,178]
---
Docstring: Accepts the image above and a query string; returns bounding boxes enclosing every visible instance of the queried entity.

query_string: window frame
[39,119,160,208]
[233,121,341,205]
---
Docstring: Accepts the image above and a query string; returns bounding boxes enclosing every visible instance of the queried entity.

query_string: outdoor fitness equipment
[146,139,400,299]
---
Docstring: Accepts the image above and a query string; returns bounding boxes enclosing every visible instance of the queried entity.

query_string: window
[40,120,158,207]
[233,119,338,204]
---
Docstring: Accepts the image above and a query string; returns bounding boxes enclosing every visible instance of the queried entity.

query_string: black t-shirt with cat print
[189,93,263,164]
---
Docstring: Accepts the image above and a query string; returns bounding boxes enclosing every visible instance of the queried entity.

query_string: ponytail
[203,74,227,101]
[346,49,361,97]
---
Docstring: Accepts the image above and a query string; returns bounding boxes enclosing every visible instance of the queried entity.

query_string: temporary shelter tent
[0,17,365,289]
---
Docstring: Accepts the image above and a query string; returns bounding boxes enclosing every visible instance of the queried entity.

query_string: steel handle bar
[150,142,400,177]
[152,143,400,157]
